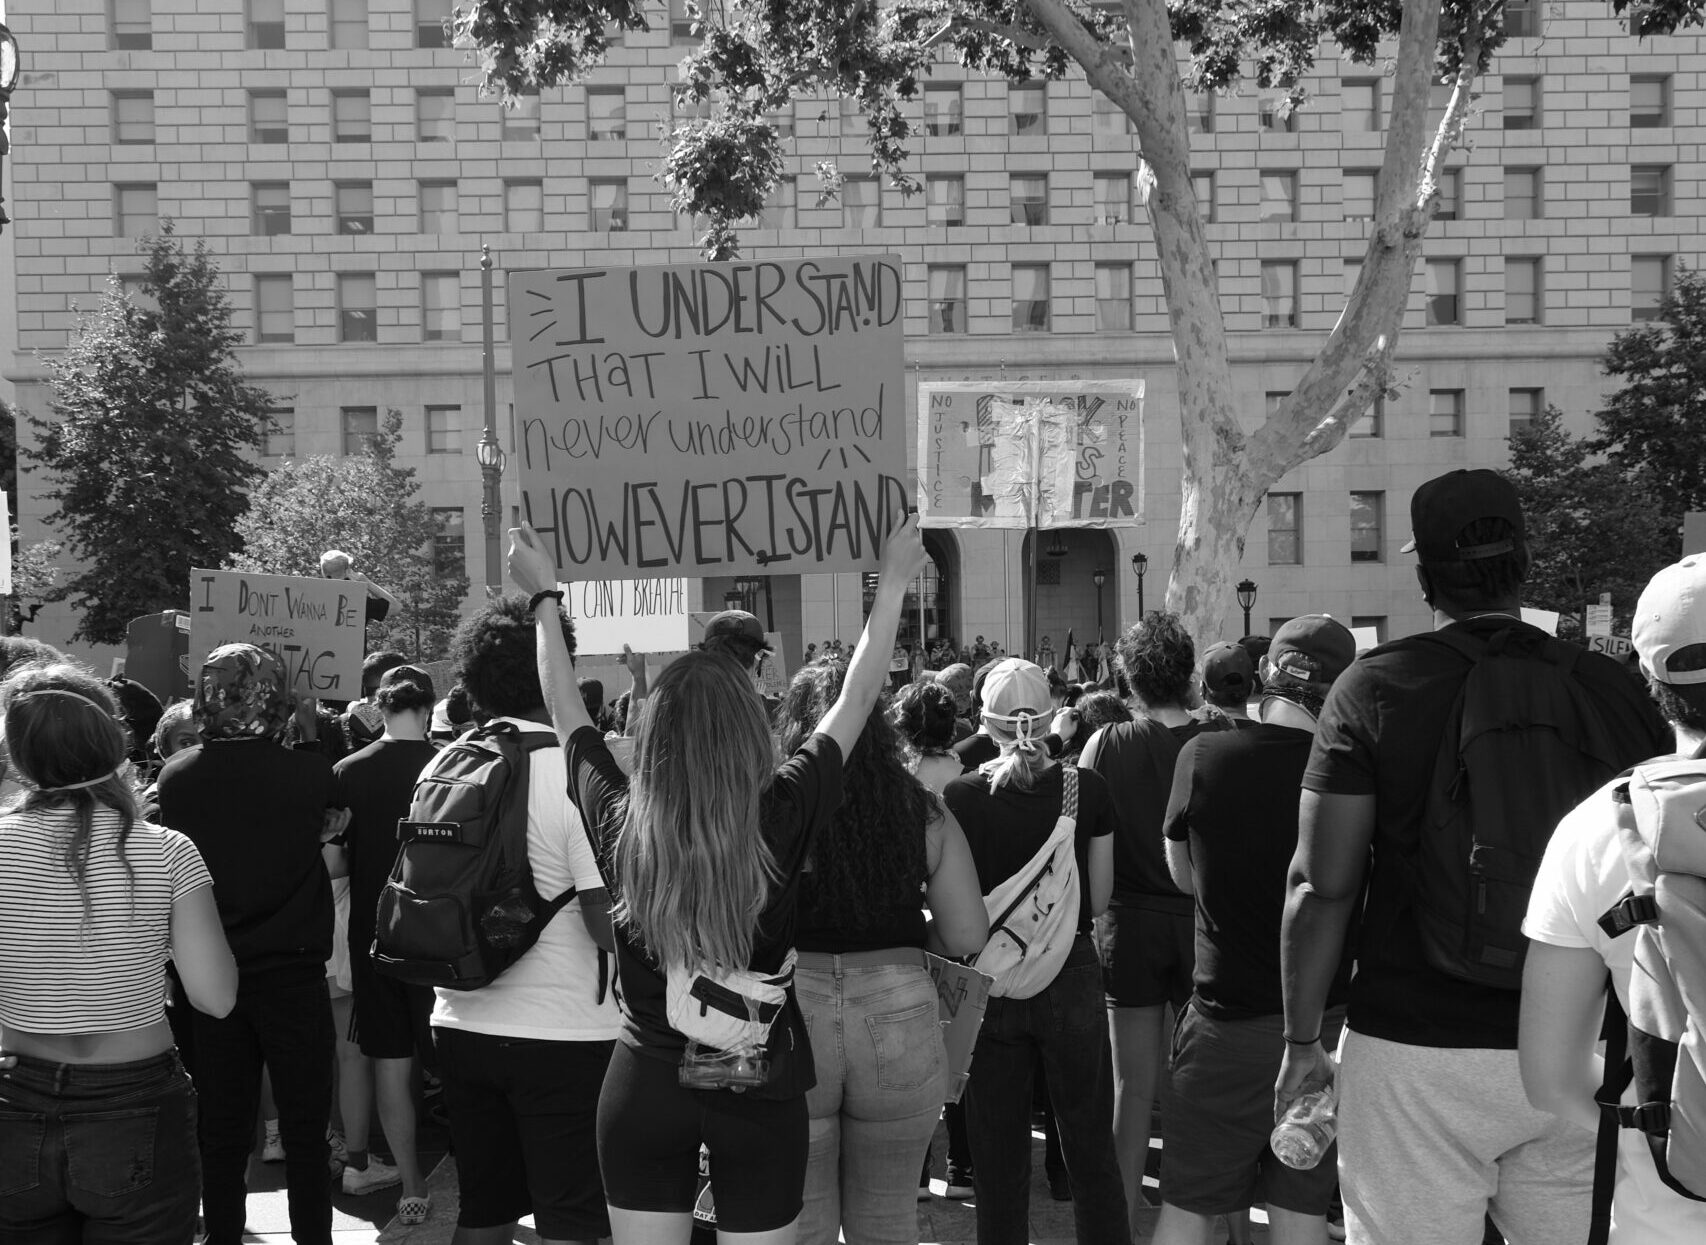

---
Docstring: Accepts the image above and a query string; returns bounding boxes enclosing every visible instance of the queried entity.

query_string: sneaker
[342,1157,402,1196]
[396,1194,431,1226]
[943,1168,974,1199]
[260,1131,285,1164]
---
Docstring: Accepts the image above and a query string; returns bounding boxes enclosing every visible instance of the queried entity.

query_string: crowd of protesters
[3,472,1706,1245]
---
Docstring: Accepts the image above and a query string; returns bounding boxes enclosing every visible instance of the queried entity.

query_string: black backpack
[1407,625,1624,990]
[371,720,574,991]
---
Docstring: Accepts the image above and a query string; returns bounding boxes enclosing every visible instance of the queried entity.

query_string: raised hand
[507,523,559,598]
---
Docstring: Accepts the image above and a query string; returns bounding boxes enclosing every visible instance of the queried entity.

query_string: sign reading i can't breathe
[510,257,909,580]
[188,568,367,700]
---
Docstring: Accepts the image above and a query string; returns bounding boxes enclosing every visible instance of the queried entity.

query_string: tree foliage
[228,411,472,662]
[29,225,275,645]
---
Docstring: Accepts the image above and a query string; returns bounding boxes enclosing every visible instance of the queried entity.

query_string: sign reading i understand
[510,257,910,580]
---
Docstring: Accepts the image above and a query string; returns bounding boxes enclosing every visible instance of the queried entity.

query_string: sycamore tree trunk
[1027,0,1474,640]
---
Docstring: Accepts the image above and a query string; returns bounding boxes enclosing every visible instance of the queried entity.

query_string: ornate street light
[1092,567,1107,636]
[0,23,22,234]
[1131,551,1149,617]
[478,244,506,596]
[1236,578,1258,636]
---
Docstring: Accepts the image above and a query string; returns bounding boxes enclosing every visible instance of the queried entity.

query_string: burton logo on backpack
[1411,626,1623,989]
[371,720,572,990]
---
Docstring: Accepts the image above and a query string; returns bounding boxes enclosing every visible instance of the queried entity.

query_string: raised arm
[507,524,595,746]
[813,513,929,759]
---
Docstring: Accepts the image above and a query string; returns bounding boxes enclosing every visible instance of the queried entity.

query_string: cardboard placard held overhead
[511,257,910,579]
[916,381,1146,529]
[188,569,367,700]
[559,577,690,656]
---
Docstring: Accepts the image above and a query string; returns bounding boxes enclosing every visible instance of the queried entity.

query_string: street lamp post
[1236,578,1258,636]
[0,24,19,235]
[478,244,506,597]
[1092,567,1107,636]
[1131,552,1148,617]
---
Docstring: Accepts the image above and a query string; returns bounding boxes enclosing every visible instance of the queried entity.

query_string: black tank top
[794,824,929,954]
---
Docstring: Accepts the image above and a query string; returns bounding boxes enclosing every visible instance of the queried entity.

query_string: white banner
[560,577,690,655]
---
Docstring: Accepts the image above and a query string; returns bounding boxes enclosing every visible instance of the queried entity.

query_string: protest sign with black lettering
[559,576,690,655]
[916,381,1145,529]
[189,568,367,699]
[511,257,909,579]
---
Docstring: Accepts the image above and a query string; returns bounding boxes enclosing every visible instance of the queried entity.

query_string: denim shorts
[0,1049,200,1244]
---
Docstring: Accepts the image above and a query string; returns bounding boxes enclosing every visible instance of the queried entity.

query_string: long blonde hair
[613,651,781,973]
[978,713,1057,793]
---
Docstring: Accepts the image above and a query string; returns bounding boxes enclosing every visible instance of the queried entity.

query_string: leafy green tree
[29,225,275,645]
[228,410,472,662]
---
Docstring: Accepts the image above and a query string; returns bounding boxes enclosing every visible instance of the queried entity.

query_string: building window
[926,176,964,228]
[1261,261,1297,328]
[416,0,452,47]
[1631,165,1671,216]
[338,275,378,343]
[1350,492,1384,563]
[755,179,795,229]
[1429,389,1465,437]
[502,92,541,142]
[1012,264,1051,333]
[1259,171,1297,223]
[1010,175,1048,226]
[587,88,626,140]
[113,0,153,49]
[505,180,543,232]
[418,89,456,142]
[432,509,467,578]
[329,0,368,49]
[265,408,296,458]
[254,275,293,344]
[421,274,460,341]
[843,177,881,228]
[115,184,158,237]
[1506,257,1541,325]
[1351,394,1384,438]
[1632,255,1671,321]
[426,404,462,454]
[1508,388,1543,438]
[1506,0,1539,35]
[1505,77,1539,129]
[1259,91,1297,132]
[1342,79,1381,131]
[1343,170,1376,220]
[252,183,291,236]
[250,90,288,144]
[419,181,458,234]
[924,84,963,136]
[927,266,967,335]
[332,91,371,142]
[1435,168,1460,221]
[1350,615,1386,644]
[1268,493,1301,565]
[1505,167,1541,219]
[1188,93,1215,134]
[1426,260,1461,326]
[1093,173,1130,225]
[1095,264,1133,332]
[1010,82,1047,135]
[590,180,628,232]
[668,0,696,41]
[341,406,380,456]
[248,0,285,48]
[336,182,373,234]
[1631,75,1670,128]
[112,92,155,145]
[1093,93,1129,134]
[768,107,794,140]
[1193,172,1215,223]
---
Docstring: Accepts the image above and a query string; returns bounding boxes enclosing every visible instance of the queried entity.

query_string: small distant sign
[1587,634,1633,658]
[1586,604,1614,637]
[1521,608,1560,636]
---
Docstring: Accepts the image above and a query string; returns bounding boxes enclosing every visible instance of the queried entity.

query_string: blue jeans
[191,973,335,1245]
[796,957,946,1245]
[964,943,1129,1245]
[0,1050,200,1244]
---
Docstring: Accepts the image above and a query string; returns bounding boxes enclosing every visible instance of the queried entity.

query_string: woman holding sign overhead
[510,513,927,1245]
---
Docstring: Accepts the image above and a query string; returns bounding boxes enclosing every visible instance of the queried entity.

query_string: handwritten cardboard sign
[189,569,367,699]
[559,576,690,656]
[926,954,994,1103]
[916,381,1146,529]
[511,257,909,579]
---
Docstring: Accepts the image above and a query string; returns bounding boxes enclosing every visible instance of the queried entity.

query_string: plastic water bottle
[1270,1086,1337,1170]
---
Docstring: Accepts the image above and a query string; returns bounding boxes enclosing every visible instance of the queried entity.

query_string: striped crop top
[0,806,212,1033]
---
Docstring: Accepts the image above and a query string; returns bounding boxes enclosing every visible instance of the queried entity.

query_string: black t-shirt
[953,731,1064,772]
[1082,716,1225,913]
[1165,723,1351,1020]
[1304,617,1672,1048]
[565,725,843,1099]
[158,739,344,982]
[333,737,439,953]
[943,764,1113,936]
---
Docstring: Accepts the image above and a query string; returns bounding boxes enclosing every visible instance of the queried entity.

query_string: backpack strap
[1595,778,1659,938]
[1590,984,1634,1245]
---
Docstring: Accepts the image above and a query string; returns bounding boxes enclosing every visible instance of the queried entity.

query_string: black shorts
[348,953,433,1060]
[1095,904,1194,1009]
[432,1026,614,1238]
[597,1041,808,1232]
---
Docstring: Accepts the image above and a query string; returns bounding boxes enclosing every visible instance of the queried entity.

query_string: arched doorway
[1019,529,1121,664]
[860,528,960,659]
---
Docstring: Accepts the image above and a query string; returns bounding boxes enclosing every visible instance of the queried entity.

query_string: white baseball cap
[979,658,1051,737]
[1633,555,1706,685]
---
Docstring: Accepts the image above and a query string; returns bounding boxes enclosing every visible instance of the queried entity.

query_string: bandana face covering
[194,644,292,742]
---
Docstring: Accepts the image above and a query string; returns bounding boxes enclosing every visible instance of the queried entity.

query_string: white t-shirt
[431,718,621,1041]
[1523,769,1706,1245]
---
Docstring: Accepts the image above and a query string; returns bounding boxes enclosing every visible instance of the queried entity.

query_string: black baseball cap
[701,610,773,653]
[1401,469,1526,564]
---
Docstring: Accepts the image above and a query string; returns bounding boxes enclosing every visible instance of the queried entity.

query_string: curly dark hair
[776,660,933,934]
[451,594,576,718]
[1075,690,1133,735]
[1419,517,1531,612]
[892,679,958,754]
[1116,611,1196,708]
